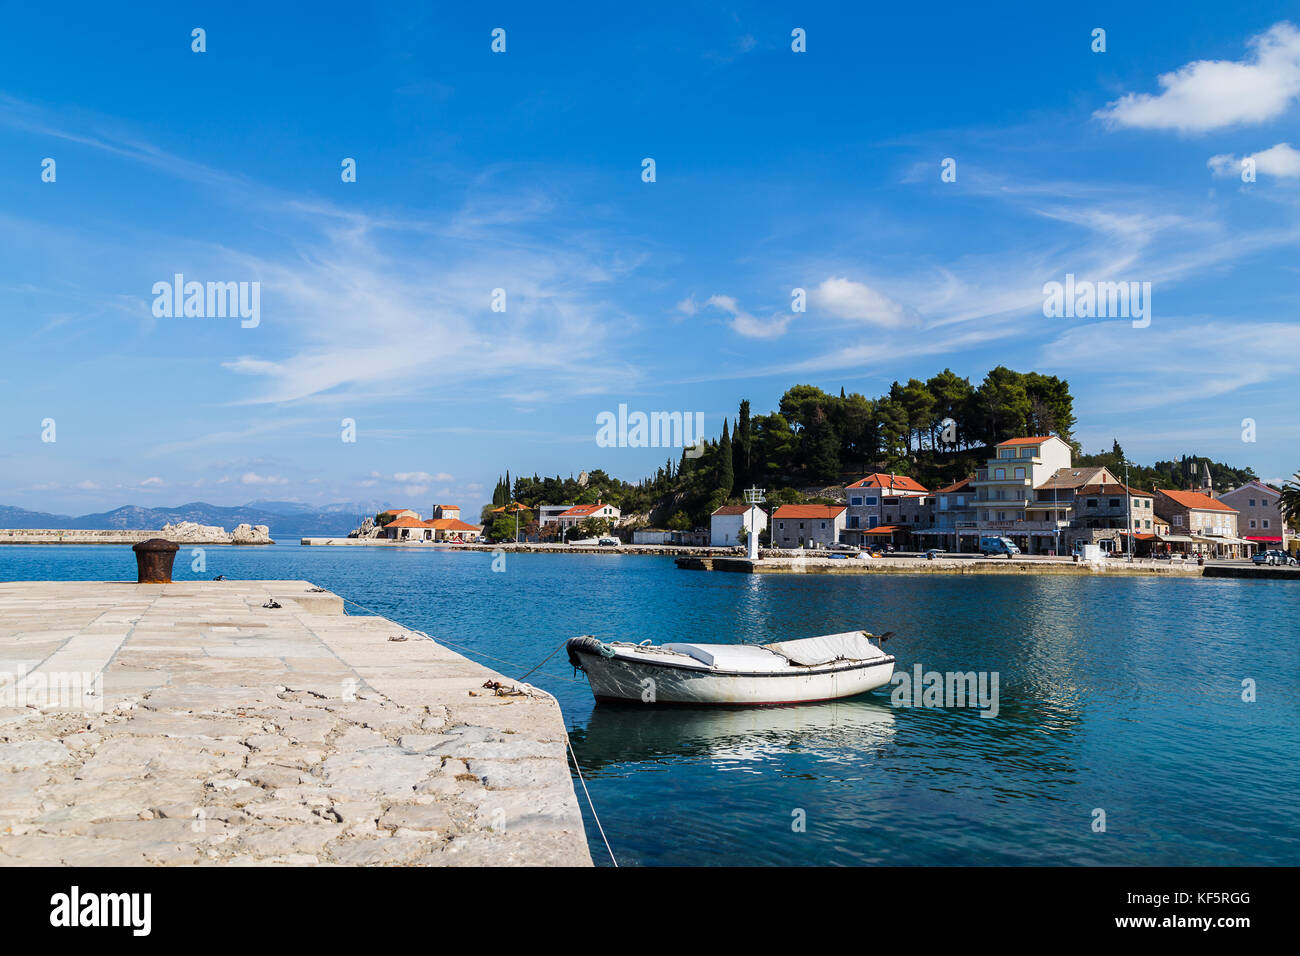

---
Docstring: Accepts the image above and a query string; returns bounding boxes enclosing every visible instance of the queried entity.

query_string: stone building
[1218,480,1294,553]
[771,504,846,549]
[842,473,928,548]
[1153,490,1245,557]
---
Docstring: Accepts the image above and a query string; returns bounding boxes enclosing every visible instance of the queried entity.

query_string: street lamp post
[1123,459,1134,561]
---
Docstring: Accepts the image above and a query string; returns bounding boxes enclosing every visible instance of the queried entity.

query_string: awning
[860,526,901,535]
[1245,535,1282,542]
[1161,534,1195,543]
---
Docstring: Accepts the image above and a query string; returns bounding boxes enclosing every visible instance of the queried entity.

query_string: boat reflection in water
[568,697,896,774]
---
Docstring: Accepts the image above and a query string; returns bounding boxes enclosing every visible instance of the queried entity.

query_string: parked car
[597,537,621,547]
[829,542,857,551]
[1253,549,1297,566]
[979,536,1020,556]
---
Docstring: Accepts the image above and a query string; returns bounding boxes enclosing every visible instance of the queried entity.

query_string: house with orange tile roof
[843,473,929,547]
[771,504,846,549]
[1153,489,1244,557]
[554,500,620,532]
[382,507,482,543]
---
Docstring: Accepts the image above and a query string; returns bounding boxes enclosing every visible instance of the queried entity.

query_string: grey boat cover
[762,631,886,666]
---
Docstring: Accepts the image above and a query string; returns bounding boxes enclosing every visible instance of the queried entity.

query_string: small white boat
[566,630,896,706]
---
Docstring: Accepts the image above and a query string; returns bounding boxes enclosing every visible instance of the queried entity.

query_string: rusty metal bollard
[132,538,179,583]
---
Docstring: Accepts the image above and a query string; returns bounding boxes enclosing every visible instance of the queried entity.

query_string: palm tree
[1280,472,1300,532]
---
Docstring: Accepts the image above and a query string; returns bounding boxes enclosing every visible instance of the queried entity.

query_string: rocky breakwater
[161,521,274,545]
[0,523,273,545]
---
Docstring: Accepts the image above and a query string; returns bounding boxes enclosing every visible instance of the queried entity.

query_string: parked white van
[979,536,1021,556]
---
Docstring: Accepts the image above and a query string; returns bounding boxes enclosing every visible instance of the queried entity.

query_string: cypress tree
[718,420,735,498]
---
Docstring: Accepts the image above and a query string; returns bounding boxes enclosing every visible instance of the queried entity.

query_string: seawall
[0,529,272,545]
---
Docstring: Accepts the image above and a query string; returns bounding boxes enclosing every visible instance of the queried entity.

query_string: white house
[537,505,573,527]
[555,501,621,531]
[710,504,767,547]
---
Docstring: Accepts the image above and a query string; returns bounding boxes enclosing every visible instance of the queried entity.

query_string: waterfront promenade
[0,580,591,866]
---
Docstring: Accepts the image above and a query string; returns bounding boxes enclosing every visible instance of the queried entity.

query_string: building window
[994,468,1006,479]
[1263,520,1270,529]
[1001,449,1014,459]
[850,496,863,506]
[1109,499,1120,508]
[799,523,804,530]
[1087,498,1098,508]
[821,522,826,529]
[1173,515,1183,526]
[1014,467,1026,479]
[1022,448,1035,457]
[848,516,860,529]
[865,496,878,505]
[1249,499,1255,507]
[1250,519,1257,529]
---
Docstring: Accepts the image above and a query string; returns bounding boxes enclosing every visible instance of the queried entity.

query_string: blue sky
[3,2,1300,516]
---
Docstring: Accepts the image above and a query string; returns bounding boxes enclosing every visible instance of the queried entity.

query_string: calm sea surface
[2,543,1297,866]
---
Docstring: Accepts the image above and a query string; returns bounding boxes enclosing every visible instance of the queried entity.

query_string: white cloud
[1041,319,1300,410]
[1096,22,1300,133]
[810,277,916,328]
[1208,142,1300,178]
[704,294,793,339]
[240,471,288,486]
[394,471,453,484]
[140,476,163,486]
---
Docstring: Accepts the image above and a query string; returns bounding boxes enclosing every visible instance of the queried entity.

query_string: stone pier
[0,581,591,866]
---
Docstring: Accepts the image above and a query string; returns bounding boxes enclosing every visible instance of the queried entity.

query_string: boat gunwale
[572,648,896,679]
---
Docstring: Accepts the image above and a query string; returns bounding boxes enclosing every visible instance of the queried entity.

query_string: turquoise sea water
[2,543,1297,866]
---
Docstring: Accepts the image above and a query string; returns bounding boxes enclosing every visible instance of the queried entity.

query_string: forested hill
[488,366,1260,531]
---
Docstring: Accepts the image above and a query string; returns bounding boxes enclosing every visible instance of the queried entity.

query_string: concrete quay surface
[0,581,591,866]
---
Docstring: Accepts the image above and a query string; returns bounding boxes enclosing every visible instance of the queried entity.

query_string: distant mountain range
[0,500,386,540]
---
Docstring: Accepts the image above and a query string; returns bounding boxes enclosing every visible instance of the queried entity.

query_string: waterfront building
[1067,480,1156,554]
[973,436,1075,554]
[383,515,429,541]
[536,505,573,527]
[710,504,768,547]
[1153,490,1245,557]
[771,504,847,549]
[382,508,482,542]
[916,476,977,552]
[554,501,621,532]
[842,473,928,548]
[1218,480,1295,553]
